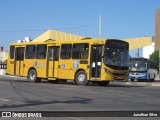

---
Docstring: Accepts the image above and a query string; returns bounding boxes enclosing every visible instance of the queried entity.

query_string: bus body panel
[58,59,72,79]
[7,38,129,84]
[23,59,36,77]
[102,67,128,81]
[58,59,90,80]
[129,71,148,80]
[7,59,14,75]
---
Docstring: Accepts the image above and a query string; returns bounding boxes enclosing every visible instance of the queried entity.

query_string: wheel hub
[30,72,35,80]
[78,74,85,83]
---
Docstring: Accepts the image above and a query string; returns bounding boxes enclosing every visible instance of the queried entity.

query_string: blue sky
[0,0,160,51]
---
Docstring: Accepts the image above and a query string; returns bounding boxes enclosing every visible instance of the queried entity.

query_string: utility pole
[158,45,160,78]
[99,14,102,38]
[138,48,139,57]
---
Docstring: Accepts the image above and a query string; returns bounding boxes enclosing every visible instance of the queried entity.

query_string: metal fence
[0,63,7,69]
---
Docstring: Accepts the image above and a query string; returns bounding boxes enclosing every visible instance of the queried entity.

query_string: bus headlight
[104,68,113,76]
[104,68,128,76]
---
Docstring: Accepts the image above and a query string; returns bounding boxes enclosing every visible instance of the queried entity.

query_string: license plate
[115,77,123,80]
[135,76,139,78]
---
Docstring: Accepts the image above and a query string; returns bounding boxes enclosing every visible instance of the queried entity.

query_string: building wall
[0,46,3,52]
[0,52,8,61]
[129,48,143,58]
[129,42,154,58]
[142,43,155,58]
[155,9,160,50]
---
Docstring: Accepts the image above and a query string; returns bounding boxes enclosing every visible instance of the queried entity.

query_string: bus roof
[9,38,127,46]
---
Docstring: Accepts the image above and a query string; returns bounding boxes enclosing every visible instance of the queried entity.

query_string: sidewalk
[125,76,160,86]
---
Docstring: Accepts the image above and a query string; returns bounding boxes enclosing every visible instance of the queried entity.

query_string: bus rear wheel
[75,71,88,86]
[28,69,41,83]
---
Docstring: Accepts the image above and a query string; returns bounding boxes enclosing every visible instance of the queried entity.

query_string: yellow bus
[7,38,129,86]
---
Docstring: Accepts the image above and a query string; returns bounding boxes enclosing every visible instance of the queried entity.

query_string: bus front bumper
[129,73,147,80]
[104,68,129,82]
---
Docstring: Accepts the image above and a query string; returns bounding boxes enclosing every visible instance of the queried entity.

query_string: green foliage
[149,50,159,69]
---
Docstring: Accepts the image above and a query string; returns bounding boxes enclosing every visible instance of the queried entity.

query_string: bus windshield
[130,61,148,71]
[104,40,129,69]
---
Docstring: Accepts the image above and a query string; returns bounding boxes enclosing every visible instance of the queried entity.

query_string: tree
[149,50,159,70]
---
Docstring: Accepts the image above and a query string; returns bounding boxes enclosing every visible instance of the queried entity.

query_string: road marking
[0,98,10,102]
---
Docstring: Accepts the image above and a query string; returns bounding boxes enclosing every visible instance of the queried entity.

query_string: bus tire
[28,69,41,83]
[130,79,134,82]
[75,71,88,86]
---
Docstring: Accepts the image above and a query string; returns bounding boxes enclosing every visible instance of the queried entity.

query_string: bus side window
[26,45,36,59]
[60,44,72,59]
[10,46,15,59]
[72,43,89,59]
[36,44,47,59]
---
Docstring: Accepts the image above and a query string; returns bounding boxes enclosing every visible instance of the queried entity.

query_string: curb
[125,82,160,86]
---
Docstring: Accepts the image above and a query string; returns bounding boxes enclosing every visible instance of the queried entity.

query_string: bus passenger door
[90,45,102,79]
[47,46,59,78]
[14,47,25,76]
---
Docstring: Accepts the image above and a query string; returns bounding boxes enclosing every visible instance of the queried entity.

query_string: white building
[128,36,155,58]
[142,42,155,58]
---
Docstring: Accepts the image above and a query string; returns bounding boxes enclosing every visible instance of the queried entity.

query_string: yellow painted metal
[7,59,14,75]
[124,36,152,50]
[47,46,59,78]
[32,30,85,42]
[7,38,129,82]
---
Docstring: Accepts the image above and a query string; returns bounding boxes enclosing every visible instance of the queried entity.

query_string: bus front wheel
[28,69,41,83]
[75,71,88,86]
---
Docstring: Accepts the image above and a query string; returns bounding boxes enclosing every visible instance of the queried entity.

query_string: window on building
[10,46,15,59]
[72,43,89,59]
[26,45,36,59]
[36,44,47,59]
[60,44,72,59]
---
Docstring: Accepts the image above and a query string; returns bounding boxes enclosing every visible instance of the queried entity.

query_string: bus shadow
[0,97,92,109]
[44,81,145,88]
[107,84,145,87]
[0,78,29,82]
[0,76,145,88]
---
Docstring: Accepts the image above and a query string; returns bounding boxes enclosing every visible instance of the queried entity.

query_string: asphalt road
[0,75,160,119]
